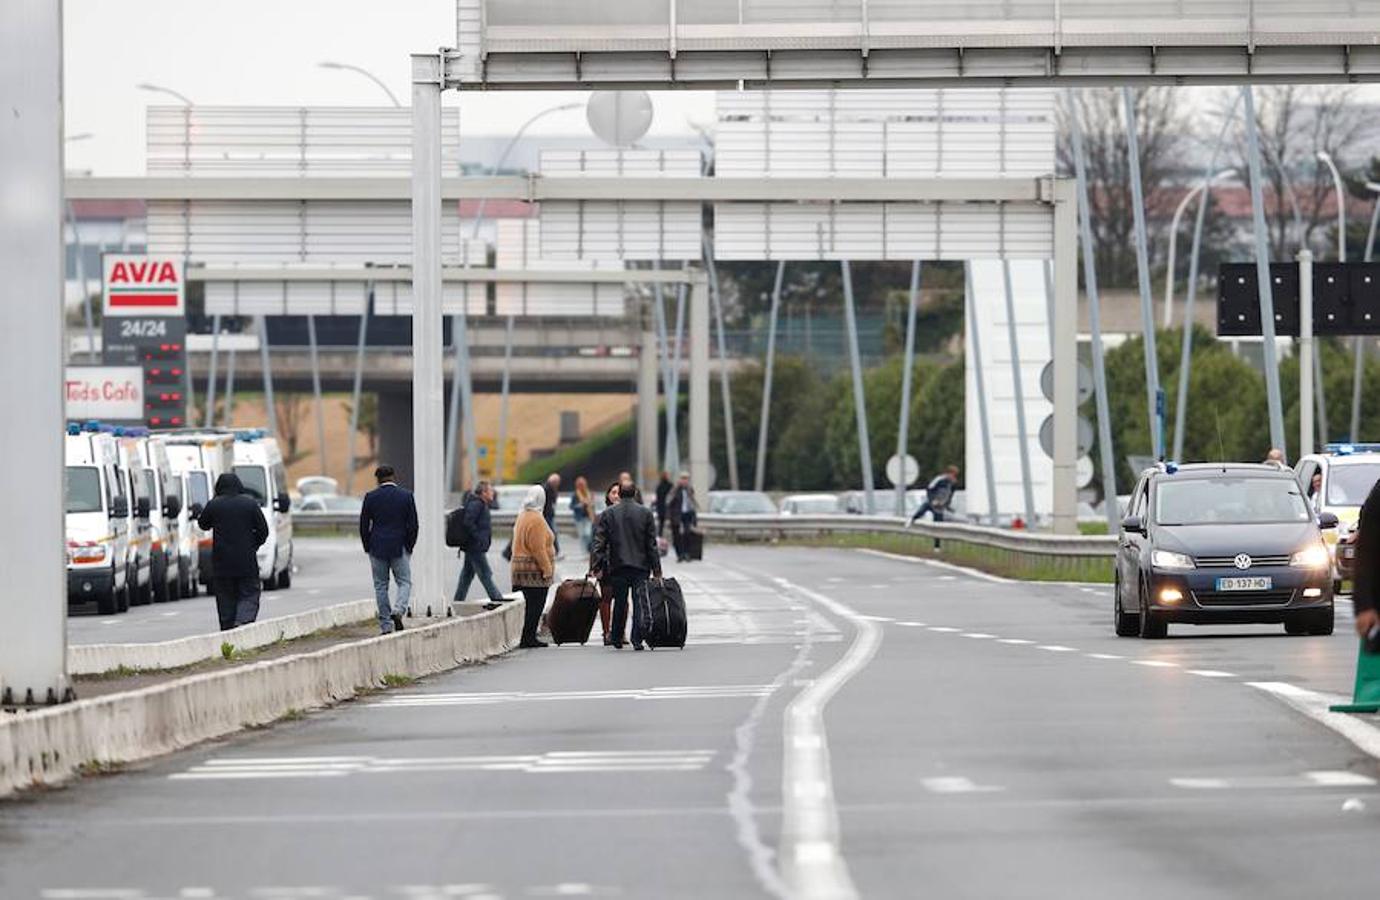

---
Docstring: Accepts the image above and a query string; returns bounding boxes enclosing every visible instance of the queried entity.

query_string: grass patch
[279,708,307,722]
[517,416,634,484]
[381,673,417,688]
[775,531,1115,583]
[78,759,126,777]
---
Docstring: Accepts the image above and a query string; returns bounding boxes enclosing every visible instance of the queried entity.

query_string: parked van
[115,437,155,605]
[64,424,130,614]
[163,430,234,586]
[131,435,184,603]
[232,430,294,589]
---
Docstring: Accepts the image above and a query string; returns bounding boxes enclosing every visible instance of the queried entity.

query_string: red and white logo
[102,255,184,317]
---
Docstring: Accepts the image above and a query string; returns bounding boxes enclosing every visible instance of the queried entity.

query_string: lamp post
[1163,169,1235,329]
[1317,151,1362,444]
[318,61,402,107]
[465,102,581,488]
[64,132,97,362]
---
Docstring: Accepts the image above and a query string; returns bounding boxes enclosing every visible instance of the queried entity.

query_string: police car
[1294,444,1380,590]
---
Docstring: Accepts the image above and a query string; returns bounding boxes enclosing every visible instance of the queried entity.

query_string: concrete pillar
[0,0,69,705]
[410,54,446,617]
[377,390,415,488]
[689,272,712,498]
[637,327,659,487]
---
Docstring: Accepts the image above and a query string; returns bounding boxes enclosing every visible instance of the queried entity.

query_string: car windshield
[790,496,839,513]
[186,471,210,507]
[1328,463,1380,506]
[1156,477,1311,526]
[65,466,103,514]
[234,465,270,505]
[140,468,158,503]
[715,493,776,514]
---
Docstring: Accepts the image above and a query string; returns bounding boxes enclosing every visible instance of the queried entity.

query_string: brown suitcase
[547,577,601,645]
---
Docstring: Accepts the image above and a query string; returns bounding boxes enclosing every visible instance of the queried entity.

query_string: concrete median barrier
[0,600,523,798]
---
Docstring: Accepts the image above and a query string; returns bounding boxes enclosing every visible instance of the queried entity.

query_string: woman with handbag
[510,484,556,649]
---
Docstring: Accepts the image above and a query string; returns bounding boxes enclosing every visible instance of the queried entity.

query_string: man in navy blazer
[359,464,419,634]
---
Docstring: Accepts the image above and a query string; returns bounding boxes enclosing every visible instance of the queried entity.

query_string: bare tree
[274,392,309,462]
[1057,87,1188,288]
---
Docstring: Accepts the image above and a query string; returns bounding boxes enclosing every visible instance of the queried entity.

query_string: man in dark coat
[654,471,673,535]
[196,472,270,631]
[359,464,419,634]
[453,480,503,606]
[591,481,662,650]
[666,472,698,562]
[1351,479,1380,643]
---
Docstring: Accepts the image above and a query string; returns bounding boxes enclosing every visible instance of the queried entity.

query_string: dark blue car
[1114,463,1337,639]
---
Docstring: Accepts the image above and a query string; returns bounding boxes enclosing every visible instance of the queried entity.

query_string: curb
[0,600,523,798]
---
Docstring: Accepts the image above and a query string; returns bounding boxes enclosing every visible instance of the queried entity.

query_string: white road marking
[1085,653,1123,660]
[921,776,1004,794]
[927,626,960,633]
[997,638,1034,645]
[160,611,179,617]
[171,750,716,780]
[1248,681,1380,760]
[856,615,893,623]
[1037,645,1077,652]
[773,578,881,900]
[1187,669,1236,678]
[100,619,119,626]
[1172,771,1377,790]
[961,632,996,639]
[1132,660,1178,668]
[895,621,926,627]
[855,548,1012,584]
[369,685,773,708]
[1171,777,1230,789]
[1306,770,1377,787]
[41,892,144,899]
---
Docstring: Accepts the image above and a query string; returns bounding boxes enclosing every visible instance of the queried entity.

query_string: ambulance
[64,423,130,614]
[163,430,234,586]
[129,434,184,603]
[115,436,155,605]
[1294,443,1380,590]
[232,430,295,589]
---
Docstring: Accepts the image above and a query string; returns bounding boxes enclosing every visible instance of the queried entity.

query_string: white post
[410,53,446,618]
[204,316,221,427]
[841,261,876,515]
[1123,87,1163,460]
[1299,248,1315,458]
[894,261,921,516]
[666,283,687,475]
[755,261,786,493]
[1052,181,1080,535]
[0,0,69,705]
[689,272,712,497]
[637,327,659,486]
[703,235,740,490]
[306,314,327,476]
[1242,86,1288,458]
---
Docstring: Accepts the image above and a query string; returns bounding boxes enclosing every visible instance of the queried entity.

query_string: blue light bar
[66,423,81,435]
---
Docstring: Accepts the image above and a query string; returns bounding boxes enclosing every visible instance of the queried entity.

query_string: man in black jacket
[1352,479,1380,642]
[196,472,270,631]
[654,471,673,535]
[453,480,504,606]
[591,481,662,650]
[666,472,698,562]
[360,464,419,634]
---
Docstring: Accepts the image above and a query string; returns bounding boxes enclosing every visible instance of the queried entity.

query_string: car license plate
[1215,576,1272,591]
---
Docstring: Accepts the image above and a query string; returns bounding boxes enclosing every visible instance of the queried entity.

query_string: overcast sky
[62,0,716,175]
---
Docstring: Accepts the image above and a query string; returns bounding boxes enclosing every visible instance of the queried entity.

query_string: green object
[1329,640,1380,713]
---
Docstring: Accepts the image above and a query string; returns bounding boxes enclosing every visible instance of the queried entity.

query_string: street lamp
[317,61,401,108]
[1163,168,1235,329]
[65,132,97,361]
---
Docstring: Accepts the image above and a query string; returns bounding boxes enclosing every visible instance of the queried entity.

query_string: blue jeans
[370,553,412,632]
[454,549,503,602]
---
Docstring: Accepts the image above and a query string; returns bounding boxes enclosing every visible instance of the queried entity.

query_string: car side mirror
[136,496,151,520]
[1121,515,1144,534]
[164,495,182,518]
[275,492,291,513]
[1318,511,1339,530]
[112,497,129,518]
[189,502,204,519]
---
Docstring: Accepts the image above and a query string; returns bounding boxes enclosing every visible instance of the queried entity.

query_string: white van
[163,430,234,587]
[115,437,155,605]
[232,430,294,589]
[64,425,131,614]
[131,435,184,603]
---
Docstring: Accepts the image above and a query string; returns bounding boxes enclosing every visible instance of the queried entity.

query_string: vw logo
[1233,553,1253,570]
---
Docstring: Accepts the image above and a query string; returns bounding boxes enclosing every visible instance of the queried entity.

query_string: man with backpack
[909,464,960,525]
[450,480,505,607]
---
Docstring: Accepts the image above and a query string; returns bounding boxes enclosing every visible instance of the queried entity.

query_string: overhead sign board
[65,367,145,422]
[102,255,185,317]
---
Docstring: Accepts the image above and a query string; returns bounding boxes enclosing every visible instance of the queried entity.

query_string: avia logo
[1233,554,1253,570]
[108,260,179,285]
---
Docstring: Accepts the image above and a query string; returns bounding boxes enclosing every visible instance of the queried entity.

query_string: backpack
[927,476,954,509]
[445,498,473,549]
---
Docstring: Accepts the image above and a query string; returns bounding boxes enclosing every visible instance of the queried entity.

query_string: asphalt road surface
[13,544,1380,899]
[66,537,488,645]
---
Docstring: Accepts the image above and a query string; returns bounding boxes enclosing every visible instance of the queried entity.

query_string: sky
[62,0,716,176]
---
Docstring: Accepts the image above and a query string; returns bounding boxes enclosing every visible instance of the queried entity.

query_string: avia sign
[102,255,184,317]
[65,366,145,421]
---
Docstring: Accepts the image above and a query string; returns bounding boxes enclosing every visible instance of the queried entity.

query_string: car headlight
[1290,544,1331,569]
[1151,549,1195,570]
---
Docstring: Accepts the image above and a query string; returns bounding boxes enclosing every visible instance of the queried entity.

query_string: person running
[909,465,960,525]
[571,475,594,554]
[359,464,419,634]
[592,480,662,650]
[511,484,556,649]
[452,480,504,607]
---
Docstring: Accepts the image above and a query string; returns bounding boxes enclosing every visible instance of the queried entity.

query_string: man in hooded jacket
[196,472,270,631]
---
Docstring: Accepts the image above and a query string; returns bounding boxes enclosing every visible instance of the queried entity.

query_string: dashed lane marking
[961,632,996,639]
[927,626,960,633]
[996,638,1034,645]
[921,776,1005,794]
[1187,669,1236,678]
[895,621,926,627]
[368,685,773,708]
[1037,645,1077,652]
[1131,660,1178,668]
[1171,771,1376,790]
[1084,653,1123,660]
[170,750,716,780]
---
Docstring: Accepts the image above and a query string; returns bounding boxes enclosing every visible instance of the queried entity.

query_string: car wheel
[96,586,118,615]
[1307,605,1335,636]
[1284,617,1307,636]
[117,573,131,612]
[1114,578,1140,637]
[152,558,171,603]
[1139,580,1167,639]
[276,565,292,589]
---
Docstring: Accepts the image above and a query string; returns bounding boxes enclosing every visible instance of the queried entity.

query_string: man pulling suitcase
[591,481,662,650]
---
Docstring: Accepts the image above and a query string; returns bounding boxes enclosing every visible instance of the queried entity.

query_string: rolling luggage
[640,577,688,649]
[547,577,601,645]
[685,528,704,562]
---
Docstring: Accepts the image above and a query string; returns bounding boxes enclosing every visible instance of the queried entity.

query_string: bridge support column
[637,327,659,487]
[0,0,69,706]
[689,271,712,498]
[377,390,414,489]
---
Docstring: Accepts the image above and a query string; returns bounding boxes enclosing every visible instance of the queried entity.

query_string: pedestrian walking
[909,465,960,525]
[667,471,698,562]
[1264,448,1287,468]
[592,480,663,650]
[359,464,419,634]
[592,481,621,644]
[654,470,672,535]
[511,484,556,648]
[1351,478,1380,645]
[543,472,562,558]
[571,475,595,554]
[196,472,269,631]
[452,480,505,607]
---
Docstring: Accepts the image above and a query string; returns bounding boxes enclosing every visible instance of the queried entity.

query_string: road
[66,537,484,645]
[10,544,1380,899]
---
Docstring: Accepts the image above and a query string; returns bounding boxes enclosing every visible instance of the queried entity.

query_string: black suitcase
[685,528,704,561]
[547,578,600,645]
[638,577,688,649]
